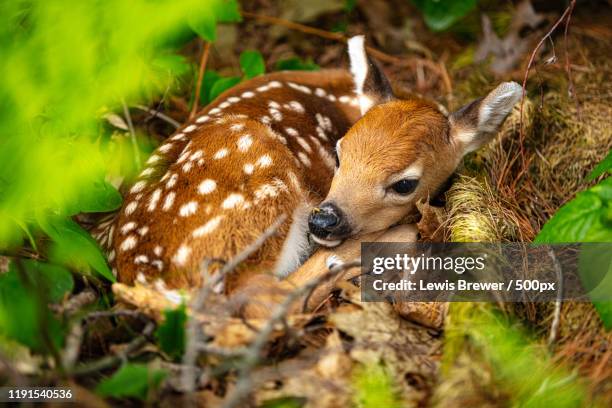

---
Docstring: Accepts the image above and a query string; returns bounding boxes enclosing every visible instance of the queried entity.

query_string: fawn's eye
[390,179,419,195]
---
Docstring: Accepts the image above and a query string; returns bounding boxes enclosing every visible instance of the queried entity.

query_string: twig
[133,104,181,129]
[122,100,141,168]
[241,11,451,94]
[62,321,84,370]
[85,309,152,321]
[181,215,287,393]
[563,0,580,117]
[70,322,155,376]
[547,248,564,346]
[519,1,577,168]
[222,260,361,408]
[301,260,361,313]
[190,41,211,121]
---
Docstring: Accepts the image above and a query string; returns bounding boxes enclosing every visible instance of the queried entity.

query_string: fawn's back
[109,70,362,289]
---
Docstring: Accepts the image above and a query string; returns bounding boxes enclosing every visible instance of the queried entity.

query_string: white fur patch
[274,202,312,277]
[348,35,368,96]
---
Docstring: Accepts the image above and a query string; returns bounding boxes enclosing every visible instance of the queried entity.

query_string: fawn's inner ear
[347,35,394,115]
[449,81,523,154]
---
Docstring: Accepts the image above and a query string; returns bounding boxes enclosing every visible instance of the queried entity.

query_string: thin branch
[241,11,451,94]
[221,260,361,408]
[182,215,287,393]
[563,0,580,117]
[122,100,141,168]
[547,248,564,346]
[133,104,181,129]
[70,322,155,376]
[190,41,211,121]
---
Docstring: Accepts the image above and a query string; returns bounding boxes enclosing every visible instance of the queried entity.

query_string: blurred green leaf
[412,0,478,31]
[209,76,241,101]
[275,57,320,71]
[41,217,115,282]
[587,149,612,181]
[70,180,123,215]
[240,50,266,79]
[535,178,612,243]
[200,70,221,105]
[0,260,70,352]
[352,363,402,408]
[189,0,241,41]
[155,304,187,360]
[96,363,167,400]
[345,0,357,12]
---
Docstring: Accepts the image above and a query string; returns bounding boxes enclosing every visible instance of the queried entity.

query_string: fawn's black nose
[308,202,350,241]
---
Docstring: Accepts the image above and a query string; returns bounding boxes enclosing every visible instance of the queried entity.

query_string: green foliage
[0,0,234,281]
[535,178,612,243]
[0,260,72,352]
[275,57,320,71]
[240,50,266,79]
[588,149,612,181]
[412,0,478,31]
[260,397,306,408]
[188,0,241,41]
[445,304,589,407]
[352,363,402,408]
[96,363,167,400]
[155,304,187,360]
[209,76,242,101]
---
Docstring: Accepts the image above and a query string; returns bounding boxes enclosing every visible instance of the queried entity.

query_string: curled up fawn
[100,36,522,318]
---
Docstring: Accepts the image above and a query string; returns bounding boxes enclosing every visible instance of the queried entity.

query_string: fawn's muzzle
[308,202,351,247]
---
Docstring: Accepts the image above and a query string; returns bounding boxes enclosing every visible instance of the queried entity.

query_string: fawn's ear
[347,35,394,115]
[450,81,522,153]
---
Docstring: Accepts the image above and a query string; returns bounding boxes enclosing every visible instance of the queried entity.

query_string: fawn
[103,36,521,316]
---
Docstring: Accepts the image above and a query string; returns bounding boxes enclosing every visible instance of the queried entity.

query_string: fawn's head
[309,36,522,247]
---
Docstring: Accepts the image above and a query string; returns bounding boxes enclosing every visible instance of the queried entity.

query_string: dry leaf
[416,200,446,242]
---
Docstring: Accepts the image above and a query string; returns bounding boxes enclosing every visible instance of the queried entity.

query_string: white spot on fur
[190,150,203,161]
[228,96,241,103]
[121,222,137,235]
[196,115,209,123]
[198,179,217,195]
[298,152,311,167]
[125,201,138,215]
[269,108,283,121]
[260,116,272,125]
[339,95,352,104]
[296,136,312,153]
[148,188,162,211]
[154,246,163,256]
[327,94,337,102]
[222,193,245,209]
[241,91,255,98]
[179,201,198,217]
[213,148,229,159]
[316,113,333,131]
[230,123,245,132]
[166,173,178,189]
[182,162,193,173]
[237,134,253,152]
[209,108,221,115]
[162,192,176,211]
[219,101,230,109]
[244,163,254,174]
[138,226,149,236]
[151,260,164,271]
[285,101,305,113]
[172,245,191,266]
[140,167,155,177]
[108,249,116,262]
[287,82,312,94]
[193,215,224,238]
[256,85,270,92]
[135,254,149,264]
[120,235,138,252]
[184,124,197,133]
[315,88,327,97]
[254,183,280,203]
[147,154,162,165]
[256,154,273,168]
[316,126,329,141]
[177,150,190,163]
[268,101,281,109]
[158,144,173,154]
[310,136,336,170]
[269,81,282,88]
[285,127,299,137]
[170,133,186,141]
[130,181,147,194]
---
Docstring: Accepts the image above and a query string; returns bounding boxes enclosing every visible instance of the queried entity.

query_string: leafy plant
[352,363,402,408]
[240,50,266,79]
[155,304,188,360]
[96,363,167,400]
[412,0,478,31]
[275,57,320,71]
[535,152,612,328]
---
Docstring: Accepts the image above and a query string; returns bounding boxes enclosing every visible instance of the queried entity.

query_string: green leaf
[209,76,241,102]
[96,363,167,400]
[345,0,357,12]
[188,12,217,41]
[41,216,115,282]
[0,260,69,352]
[72,180,123,214]
[189,0,241,41]
[200,70,221,105]
[239,50,266,79]
[155,304,187,360]
[275,57,320,71]
[535,178,612,243]
[213,0,242,23]
[412,0,478,31]
[587,149,612,181]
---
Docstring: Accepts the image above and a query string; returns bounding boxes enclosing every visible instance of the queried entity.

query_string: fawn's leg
[235,224,418,317]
